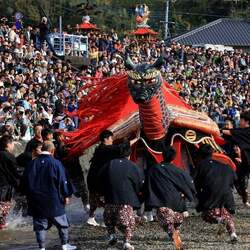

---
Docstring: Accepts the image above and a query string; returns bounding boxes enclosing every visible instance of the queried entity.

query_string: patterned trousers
[202,207,236,234]
[157,207,184,236]
[0,201,12,227]
[89,192,105,217]
[104,204,135,242]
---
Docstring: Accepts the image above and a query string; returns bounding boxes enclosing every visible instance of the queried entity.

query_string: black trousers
[235,170,249,204]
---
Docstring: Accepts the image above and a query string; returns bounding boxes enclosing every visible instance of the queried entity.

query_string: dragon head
[125,56,165,103]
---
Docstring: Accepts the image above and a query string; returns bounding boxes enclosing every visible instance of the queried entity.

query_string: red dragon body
[65,64,235,171]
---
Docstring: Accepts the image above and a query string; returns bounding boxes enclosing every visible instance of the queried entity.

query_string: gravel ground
[47,195,250,250]
[1,192,249,250]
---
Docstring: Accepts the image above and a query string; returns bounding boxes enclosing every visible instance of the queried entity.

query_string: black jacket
[55,143,83,179]
[231,127,250,151]
[25,137,42,153]
[87,142,129,192]
[145,163,196,212]
[0,151,21,201]
[16,151,32,174]
[98,158,144,208]
[231,127,250,172]
[194,158,236,213]
[39,22,50,38]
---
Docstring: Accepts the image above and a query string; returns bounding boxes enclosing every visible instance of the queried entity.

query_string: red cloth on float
[129,27,158,36]
[64,74,236,171]
[78,22,98,30]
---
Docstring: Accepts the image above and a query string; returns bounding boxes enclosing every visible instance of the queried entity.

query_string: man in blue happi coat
[22,141,76,250]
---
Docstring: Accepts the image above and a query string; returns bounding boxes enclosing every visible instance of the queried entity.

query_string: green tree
[0,0,248,36]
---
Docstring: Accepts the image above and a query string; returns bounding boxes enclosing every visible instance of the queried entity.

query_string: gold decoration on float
[185,130,197,142]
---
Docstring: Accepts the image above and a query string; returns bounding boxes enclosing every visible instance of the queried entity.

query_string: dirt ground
[47,195,250,250]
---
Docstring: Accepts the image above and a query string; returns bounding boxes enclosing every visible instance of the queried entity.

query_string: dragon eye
[133,80,141,88]
[148,79,156,84]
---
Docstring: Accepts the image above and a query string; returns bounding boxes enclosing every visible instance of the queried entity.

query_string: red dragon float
[64,57,235,172]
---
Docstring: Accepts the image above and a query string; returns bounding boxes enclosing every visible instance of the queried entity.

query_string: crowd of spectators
[74,30,250,128]
[0,18,249,143]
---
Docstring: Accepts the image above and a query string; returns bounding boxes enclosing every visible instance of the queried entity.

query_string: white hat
[2,102,11,108]
[42,17,47,23]
[111,59,117,64]
[19,107,25,112]
[21,84,29,89]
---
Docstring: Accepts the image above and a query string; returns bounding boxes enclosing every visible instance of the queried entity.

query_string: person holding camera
[59,116,75,132]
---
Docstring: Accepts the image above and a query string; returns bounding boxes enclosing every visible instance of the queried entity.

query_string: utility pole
[165,0,170,40]
[59,16,62,54]
[160,0,174,44]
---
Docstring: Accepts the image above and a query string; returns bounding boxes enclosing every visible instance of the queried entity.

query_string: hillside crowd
[0,18,249,140]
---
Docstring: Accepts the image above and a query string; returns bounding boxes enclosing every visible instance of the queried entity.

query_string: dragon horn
[151,56,165,69]
[124,55,135,70]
